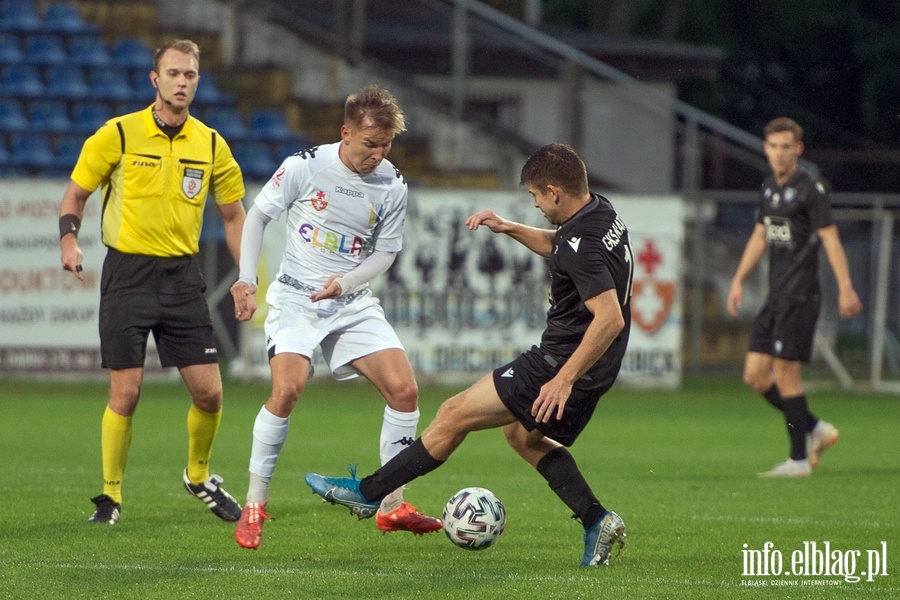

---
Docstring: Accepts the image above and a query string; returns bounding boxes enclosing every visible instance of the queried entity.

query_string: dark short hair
[153,39,200,73]
[344,84,406,132]
[520,143,588,196]
[763,117,803,142]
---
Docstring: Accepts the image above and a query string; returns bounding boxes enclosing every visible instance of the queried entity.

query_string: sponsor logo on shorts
[501,368,514,378]
[204,347,217,354]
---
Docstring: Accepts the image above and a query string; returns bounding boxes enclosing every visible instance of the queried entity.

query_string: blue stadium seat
[29,99,71,133]
[194,71,235,106]
[89,66,135,102]
[0,64,43,97]
[44,64,89,99]
[232,142,277,180]
[0,32,23,63]
[42,2,100,35]
[24,33,68,65]
[0,98,27,133]
[111,37,152,69]
[130,68,156,101]
[54,133,85,171]
[202,106,247,140]
[0,1,42,33]
[117,100,149,115]
[71,101,111,134]
[9,133,55,169]
[67,34,110,67]
[248,108,295,142]
[275,137,311,160]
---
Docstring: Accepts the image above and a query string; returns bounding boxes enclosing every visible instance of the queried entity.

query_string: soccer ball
[442,487,506,550]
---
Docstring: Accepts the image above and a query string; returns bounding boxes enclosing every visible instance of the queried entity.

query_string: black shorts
[748,294,821,362]
[492,346,614,447]
[99,248,218,369]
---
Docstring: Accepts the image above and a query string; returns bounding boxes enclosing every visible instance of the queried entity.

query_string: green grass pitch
[0,376,897,599]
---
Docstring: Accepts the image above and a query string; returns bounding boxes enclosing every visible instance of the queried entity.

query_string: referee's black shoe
[182,469,242,521]
[88,494,121,525]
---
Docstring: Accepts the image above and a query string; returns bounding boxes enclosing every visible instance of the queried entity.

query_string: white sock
[379,406,419,512]
[247,406,290,505]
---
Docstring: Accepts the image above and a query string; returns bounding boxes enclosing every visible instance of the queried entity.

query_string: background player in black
[727,117,862,478]
[306,143,632,567]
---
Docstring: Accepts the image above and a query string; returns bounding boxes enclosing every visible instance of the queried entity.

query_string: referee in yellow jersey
[58,39,246,525]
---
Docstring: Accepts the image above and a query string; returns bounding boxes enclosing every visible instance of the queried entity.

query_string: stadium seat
[232,142,277,180]
[0,135,8,167]
[130,68,155,101]
[24,33,68,65]
[9,133,55,169]
[71,101,111,134]
[0,32,23,63]
[29,99,71,133]
[0,1,42,33]
[194,71,235,106]
[54,133,85,171]
[111,37,152,69]
[0,98,27,133]
[117,100,149,115]
[89,66,135,102]
[44,64,89,99]
[0,64,44,97]
[202,106,248,140]
[248,108,295,142]
[275,137,311,160]
[67,34,110,67]
[42,2,100,35]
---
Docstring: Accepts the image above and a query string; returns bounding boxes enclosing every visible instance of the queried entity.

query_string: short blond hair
[344,84,406,133]
[153,39,200,72]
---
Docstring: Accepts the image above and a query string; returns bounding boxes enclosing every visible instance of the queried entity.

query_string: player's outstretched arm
[466,210,555,258]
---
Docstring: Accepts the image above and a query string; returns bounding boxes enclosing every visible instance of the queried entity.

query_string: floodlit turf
[0,376,897,599]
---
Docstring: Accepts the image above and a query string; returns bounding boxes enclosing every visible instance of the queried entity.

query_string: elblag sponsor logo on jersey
[182,167,203,199]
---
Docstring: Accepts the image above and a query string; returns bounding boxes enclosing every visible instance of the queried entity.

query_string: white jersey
[253,141,407,291]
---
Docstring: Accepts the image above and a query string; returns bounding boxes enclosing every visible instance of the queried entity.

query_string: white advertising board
[233,189,685,388]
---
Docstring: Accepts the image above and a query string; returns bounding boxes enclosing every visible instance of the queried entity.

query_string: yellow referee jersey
[71,105,245,257]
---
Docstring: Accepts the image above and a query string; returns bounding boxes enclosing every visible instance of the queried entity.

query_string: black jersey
[540,193,633,389]
[757,166,834,298]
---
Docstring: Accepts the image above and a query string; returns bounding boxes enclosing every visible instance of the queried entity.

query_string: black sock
[762,385,784,412]
[359,438,444,501]
[535,447,605,529]
[763,385,818,432]
[782,394,810,460]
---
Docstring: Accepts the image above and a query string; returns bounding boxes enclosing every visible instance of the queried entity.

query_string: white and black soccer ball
[442,487,506,550]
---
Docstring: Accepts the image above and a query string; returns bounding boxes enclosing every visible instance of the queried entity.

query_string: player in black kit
[727,118,862,478]
[306,143,632,567]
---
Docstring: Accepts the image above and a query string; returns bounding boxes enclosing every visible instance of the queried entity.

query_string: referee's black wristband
[59,214,81,239]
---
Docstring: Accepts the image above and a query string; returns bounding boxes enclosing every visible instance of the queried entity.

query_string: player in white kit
[230,85,441,549]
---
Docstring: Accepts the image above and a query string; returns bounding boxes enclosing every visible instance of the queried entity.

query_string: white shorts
[264,281,404,380]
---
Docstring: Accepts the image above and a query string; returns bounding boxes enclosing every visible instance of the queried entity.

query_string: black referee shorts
[492,346,614,447]
[748,294,821,363]
[99,248,218,369]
